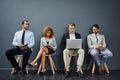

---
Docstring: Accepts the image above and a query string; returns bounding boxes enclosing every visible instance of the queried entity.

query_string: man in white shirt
[5,20,35,75]
[87,24,113,73]
[61,22,84,78]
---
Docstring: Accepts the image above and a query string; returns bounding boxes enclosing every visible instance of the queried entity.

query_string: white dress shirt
[12,30,35,48]
[69,34,75,39]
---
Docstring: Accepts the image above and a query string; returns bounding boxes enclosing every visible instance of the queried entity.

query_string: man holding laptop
[61,22,84,78]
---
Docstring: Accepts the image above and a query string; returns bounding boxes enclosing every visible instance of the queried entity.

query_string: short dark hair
[21,20,29,25]
[68,22,76,27]
[92,24,100,29]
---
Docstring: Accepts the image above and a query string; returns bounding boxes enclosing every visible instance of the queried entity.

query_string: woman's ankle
[40,68,45,72]
[29,62,34,66]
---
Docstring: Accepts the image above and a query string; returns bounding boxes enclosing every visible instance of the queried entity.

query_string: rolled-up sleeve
[53,37,57,50]
[12,32,19,46]
[40,38,43,48]
[28,32,35,48]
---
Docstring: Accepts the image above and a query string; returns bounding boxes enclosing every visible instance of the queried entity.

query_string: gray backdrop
[0,0,120,70]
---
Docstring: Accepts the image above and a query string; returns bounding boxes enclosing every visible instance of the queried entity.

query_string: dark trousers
[5,47,32,70]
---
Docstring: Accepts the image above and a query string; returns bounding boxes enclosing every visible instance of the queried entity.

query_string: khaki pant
[63,48,84,70]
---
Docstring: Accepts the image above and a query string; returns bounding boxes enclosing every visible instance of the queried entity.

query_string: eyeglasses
[92,29,98,30]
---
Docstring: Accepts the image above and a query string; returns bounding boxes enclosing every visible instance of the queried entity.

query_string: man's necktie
[95,34,98,43]
[21,30,25,45]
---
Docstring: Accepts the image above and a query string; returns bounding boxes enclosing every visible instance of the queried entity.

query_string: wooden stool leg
[101,64,104,70]
[103,63,110,74]
[19,56,22,67]
[92,62,95,74]
[37,64,42,75]
[48,56,55,74]
[23,64,28,74]
[26,60,31,74]
[50,57,57,71]
[11,68,14,74]
[79,68,83,74]
[87,59,93,70]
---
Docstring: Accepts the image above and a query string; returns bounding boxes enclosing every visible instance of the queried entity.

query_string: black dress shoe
[21,69,27,75]
[76,72,84,78]
[64,71,70,78]
[12,66,20,75]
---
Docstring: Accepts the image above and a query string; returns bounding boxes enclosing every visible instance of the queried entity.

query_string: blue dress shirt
[12,30,35,48]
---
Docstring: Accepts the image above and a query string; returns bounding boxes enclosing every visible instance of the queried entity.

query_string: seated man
[87,24,113,73]
[5,20,35,75]
[61,22,84,78]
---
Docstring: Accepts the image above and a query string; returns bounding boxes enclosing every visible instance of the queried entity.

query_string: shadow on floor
[0,70,120,80]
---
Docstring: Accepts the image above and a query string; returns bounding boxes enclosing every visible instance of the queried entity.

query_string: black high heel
[28,63,35,70]
[28,63,33,67]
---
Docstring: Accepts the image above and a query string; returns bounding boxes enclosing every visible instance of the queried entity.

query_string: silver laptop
[66,39,82,49]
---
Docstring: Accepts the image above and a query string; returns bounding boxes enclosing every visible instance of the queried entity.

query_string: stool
[87,55,110,74]
[37,53,57,75]
[11,55,29,74]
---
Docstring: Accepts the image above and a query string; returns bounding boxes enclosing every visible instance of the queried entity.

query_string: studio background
[0,0,120,70]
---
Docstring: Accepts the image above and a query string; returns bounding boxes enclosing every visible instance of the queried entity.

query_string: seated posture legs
[63,49,84,78]
[29,47,48,72]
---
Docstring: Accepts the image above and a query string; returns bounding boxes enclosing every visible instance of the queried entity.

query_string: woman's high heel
[28,63,34,70]
[28,63,33,67]
[28,63,38,70]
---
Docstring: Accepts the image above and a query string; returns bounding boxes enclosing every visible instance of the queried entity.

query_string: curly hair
[42,26,54,38]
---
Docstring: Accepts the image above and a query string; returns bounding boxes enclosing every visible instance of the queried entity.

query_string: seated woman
[29,26,57,73]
